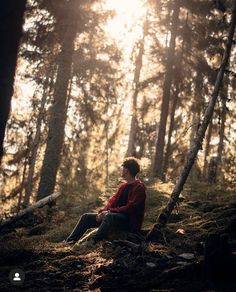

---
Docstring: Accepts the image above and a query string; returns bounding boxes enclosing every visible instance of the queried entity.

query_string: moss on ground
[0,181,236,291]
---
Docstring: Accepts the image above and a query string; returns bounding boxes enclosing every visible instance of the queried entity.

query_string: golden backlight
[103,0,147,49]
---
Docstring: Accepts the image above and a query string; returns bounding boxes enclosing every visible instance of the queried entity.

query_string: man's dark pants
[66,212,129,243]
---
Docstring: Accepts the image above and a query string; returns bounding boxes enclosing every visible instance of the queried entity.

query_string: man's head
[121,157,140,179]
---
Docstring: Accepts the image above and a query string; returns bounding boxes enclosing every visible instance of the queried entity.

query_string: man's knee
[81,213,89,221]
[103,212,124,225]
[103,212,113,222]
[81,213,97,224]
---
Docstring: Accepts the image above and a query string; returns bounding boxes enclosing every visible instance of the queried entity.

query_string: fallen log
[0,192,61,230]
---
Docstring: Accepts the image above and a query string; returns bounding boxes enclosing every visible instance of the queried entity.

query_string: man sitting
[64,157,146,246]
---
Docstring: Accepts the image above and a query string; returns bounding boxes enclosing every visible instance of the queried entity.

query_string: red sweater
[99,179,146,232]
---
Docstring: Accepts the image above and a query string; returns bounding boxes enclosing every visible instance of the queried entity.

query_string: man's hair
[122,157,140,177]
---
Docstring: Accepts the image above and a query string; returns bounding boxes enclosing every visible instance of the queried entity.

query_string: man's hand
[96,211,109,222]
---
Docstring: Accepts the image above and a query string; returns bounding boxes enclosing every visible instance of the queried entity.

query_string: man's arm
[98,184,125,213]
[109,185,145,214]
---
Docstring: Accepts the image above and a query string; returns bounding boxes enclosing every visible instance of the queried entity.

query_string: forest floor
[0,181,236,291]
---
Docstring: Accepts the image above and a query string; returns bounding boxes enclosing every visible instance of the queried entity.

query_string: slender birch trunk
[202,118,213,180]
[189,110,200,181]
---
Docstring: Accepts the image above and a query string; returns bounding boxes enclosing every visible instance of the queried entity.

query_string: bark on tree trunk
[162,14,188,180]
[216,88,227,180]
[24,76,53,206]
[153,0,180,178]
[202,117,213,180]
[126,90,138,157]
[146,2,236,240]
[126,20,147,157]
[0,0,26,163]
[189,73,203,181]
[162,83,179,181]
[189,110,200,181]
[17,156,28,212]
[37,14,77,200]
[105,96,110,189]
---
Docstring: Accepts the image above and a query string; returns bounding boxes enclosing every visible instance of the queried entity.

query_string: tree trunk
[17,156,28,212]
[105,96,110,189]
[161,83,179,181]
[126,91,139,157]
[189,111,199,148]
[202,117,213,180]
[126,20,147,157]
[146,2,236,240]
[189,73,203,181]
[153,0,180,178]
[161,12,188,180]
[24,76,53,206]
[216,88,227,180]
[189,110,200,181]
[37,14,77,200]
[0,0,26,163]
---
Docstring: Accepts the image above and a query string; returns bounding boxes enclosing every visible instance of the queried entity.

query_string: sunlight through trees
[0,0,235,217]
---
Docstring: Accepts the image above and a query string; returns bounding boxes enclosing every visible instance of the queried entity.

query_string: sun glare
[100,0,148,154]
[103,0,147,48]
